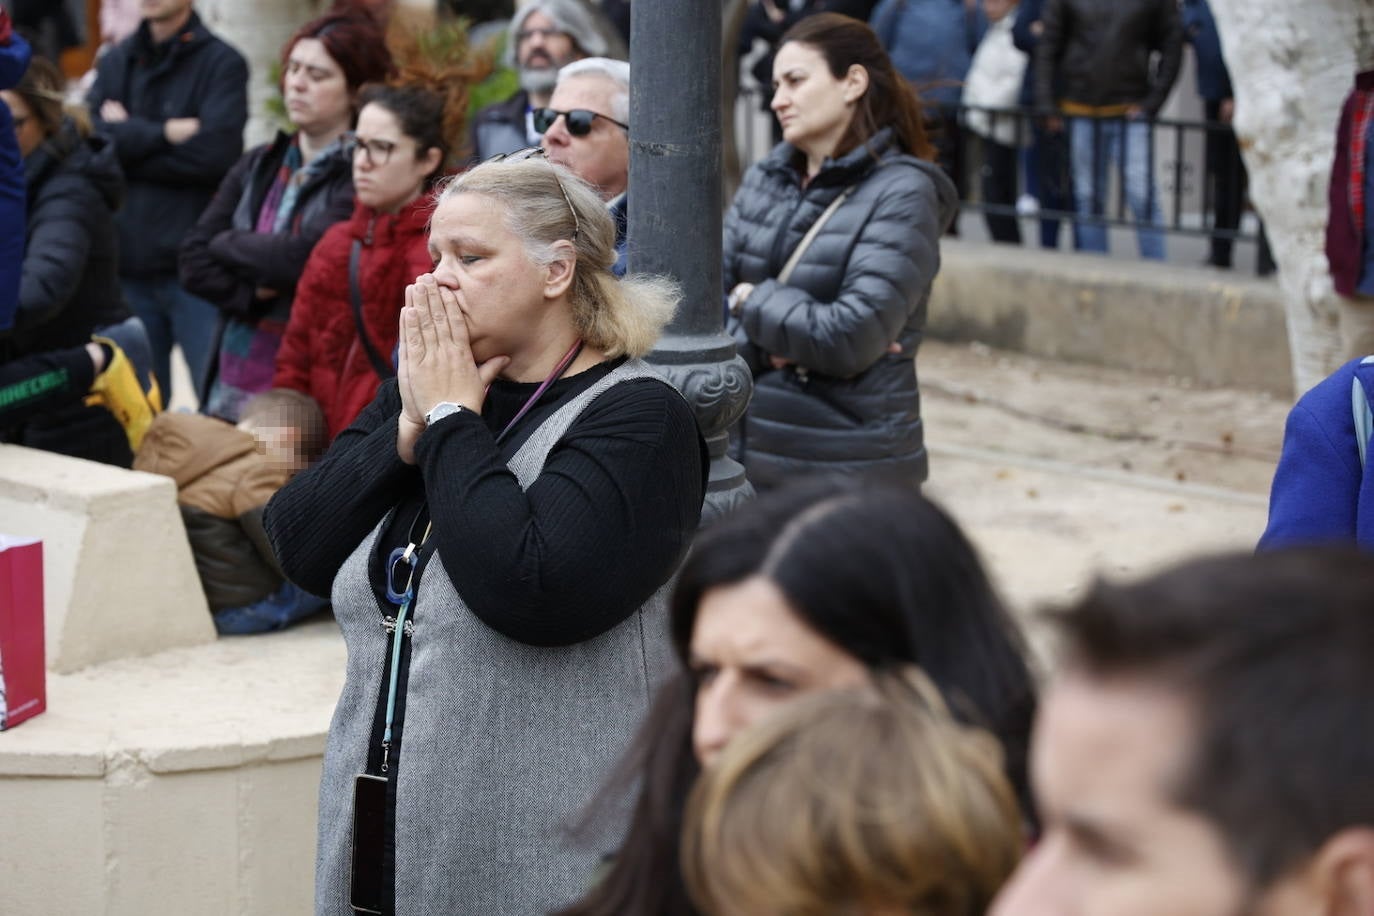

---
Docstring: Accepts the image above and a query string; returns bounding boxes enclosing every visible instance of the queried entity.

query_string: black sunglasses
[532,107,629,138]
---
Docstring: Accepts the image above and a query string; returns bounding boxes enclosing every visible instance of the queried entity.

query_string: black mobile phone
[350,773,389,914]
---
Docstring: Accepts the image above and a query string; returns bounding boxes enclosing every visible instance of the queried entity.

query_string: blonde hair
[682,669,1024,916]
[435,158,678,359]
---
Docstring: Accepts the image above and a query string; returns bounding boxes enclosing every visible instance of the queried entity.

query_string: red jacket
[273,197,432,439]
[1327,69,1374,298]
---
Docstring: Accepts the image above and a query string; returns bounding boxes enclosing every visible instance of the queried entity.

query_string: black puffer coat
[724,128,956,490]
[12,118,128,353]
[2,118,131,467]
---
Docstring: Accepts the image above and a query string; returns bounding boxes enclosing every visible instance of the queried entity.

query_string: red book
[0,535,45,729]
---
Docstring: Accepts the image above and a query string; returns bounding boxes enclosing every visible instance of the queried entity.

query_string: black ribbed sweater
[263,360,707,646]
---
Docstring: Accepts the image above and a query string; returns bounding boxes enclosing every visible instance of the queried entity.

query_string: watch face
[426,403,463,426]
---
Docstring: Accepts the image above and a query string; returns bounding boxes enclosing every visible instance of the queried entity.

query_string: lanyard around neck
[375,339,583,773]
[494,338,584,445]
[380,520,430,774]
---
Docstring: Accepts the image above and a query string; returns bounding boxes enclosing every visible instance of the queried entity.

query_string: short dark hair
[1055,549,1374,885]
[777,13,935,162]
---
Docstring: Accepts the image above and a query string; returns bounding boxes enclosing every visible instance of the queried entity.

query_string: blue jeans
[121,275,221,404]
[213,581,329,635]
[1069,116,1166,260]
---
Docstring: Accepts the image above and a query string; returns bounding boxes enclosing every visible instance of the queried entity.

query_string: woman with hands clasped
[264,154,707,916]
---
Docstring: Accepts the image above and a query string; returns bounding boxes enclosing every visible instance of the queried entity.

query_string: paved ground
[917,338,1289,663]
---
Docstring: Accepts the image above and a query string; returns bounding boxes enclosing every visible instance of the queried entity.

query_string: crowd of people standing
[2,2,1374,916]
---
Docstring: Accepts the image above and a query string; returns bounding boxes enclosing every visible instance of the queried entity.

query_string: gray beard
[519,66,559,96]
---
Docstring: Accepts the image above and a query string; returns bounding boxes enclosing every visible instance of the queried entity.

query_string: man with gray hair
[538,57,631,275]
[470,0,609,160]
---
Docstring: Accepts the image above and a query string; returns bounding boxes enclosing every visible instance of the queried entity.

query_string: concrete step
[928,239,1292,398]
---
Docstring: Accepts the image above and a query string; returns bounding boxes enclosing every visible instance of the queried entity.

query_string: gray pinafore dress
[315,360,678,915]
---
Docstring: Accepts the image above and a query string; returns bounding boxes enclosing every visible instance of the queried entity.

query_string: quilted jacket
[272,197,433,440]
[724,128,957,490]
[13,120,128,354]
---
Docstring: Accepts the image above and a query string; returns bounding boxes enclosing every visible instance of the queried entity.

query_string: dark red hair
[279,3,393,99]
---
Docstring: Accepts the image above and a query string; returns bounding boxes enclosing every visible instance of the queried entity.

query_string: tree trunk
[195,0,329,147]
[1208,0,1374,395]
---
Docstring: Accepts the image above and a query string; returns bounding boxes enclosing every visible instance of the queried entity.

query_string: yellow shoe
[86,338,161,452]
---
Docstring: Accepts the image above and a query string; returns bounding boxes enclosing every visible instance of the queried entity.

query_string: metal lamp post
[630,0,755,520]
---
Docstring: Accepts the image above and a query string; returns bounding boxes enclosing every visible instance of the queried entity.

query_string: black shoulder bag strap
[349,240,396,381]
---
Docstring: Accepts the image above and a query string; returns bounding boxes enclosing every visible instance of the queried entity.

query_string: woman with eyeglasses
[178,6,391,421]
[723,13,957,491]
[273,29,487,441]
[264,154,706,914]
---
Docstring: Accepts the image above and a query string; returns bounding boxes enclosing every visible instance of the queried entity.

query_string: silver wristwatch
[424,401,467,426]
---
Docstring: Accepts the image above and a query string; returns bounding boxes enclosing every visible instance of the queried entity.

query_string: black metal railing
[732,89,1262,250]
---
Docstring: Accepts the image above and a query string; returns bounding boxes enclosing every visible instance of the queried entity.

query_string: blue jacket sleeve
[1258,372,1364,551]
[0,30,30,331]
[1011,0,1044,53]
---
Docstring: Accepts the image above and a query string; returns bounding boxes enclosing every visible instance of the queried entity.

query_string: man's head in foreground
[993,549,1374,916]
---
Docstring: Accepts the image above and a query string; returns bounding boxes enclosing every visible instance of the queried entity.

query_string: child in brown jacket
[135,388,327,634]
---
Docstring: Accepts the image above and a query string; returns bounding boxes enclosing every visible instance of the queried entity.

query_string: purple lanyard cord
[494,338,584,445]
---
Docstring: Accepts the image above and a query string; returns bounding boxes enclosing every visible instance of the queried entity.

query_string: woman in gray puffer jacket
[725,13,957,491]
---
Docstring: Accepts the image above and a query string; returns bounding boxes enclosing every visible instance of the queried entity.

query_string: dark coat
[1326,70,1374,298]
[179,132,355,322]
[1181,0,1231,102]
[1011,0,1048,107]
[723,129,957,490]
[0,29,30,333]
[13,120,128,354]
[469,89,531,162]
[1035,0,1183,116]
[86,11,248,278]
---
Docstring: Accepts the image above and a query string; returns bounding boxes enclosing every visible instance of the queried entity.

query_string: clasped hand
[395,274,510,464]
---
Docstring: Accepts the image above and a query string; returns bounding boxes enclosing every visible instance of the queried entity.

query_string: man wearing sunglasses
[470,0,610,161]
[539,58,632,276]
